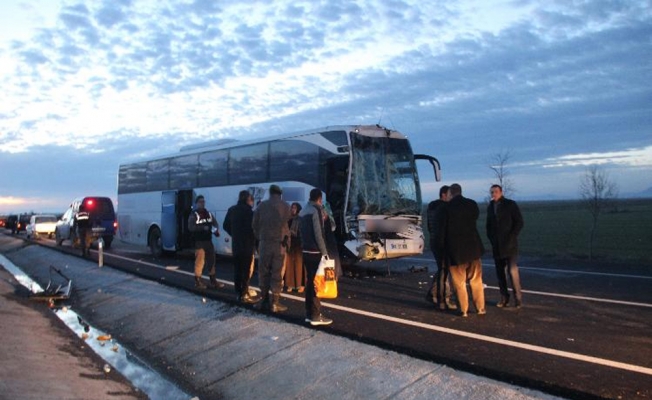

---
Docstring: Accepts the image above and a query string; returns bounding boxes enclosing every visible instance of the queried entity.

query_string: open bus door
[161,190,195,253]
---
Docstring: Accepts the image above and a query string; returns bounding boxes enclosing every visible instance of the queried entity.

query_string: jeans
[303,253,322,319]
[233,251,254,296]
[494,256,522,302]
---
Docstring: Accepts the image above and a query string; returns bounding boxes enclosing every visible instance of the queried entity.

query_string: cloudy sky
[1,0,650,213]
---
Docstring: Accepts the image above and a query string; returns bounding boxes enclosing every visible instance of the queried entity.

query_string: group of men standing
[189,185,333,326]
[426,183,524,317]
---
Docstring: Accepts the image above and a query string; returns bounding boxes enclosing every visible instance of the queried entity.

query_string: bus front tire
[148,228,163,258]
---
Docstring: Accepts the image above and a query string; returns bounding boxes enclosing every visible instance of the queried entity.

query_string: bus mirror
[414,154,442,182]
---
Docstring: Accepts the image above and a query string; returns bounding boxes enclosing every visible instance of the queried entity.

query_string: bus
[117,125,441,263]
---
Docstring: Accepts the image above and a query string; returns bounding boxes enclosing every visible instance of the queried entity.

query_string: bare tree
[488,150,515,198]
[579,165,618,261]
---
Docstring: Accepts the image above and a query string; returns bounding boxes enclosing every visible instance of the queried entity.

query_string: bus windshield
[347,133,421,216]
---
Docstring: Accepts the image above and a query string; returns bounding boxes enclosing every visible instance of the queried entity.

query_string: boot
[271,294,288,313]
[209,274,224,289]
[258,290,270,311]
[445,298,458,310]
[194,276,207,289]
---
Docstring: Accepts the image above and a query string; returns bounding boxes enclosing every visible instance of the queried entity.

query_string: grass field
[424,198,652,266]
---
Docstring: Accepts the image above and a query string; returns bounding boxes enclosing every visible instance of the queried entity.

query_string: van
[55,197,117,249]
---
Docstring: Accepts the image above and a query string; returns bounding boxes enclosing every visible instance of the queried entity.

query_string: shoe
[248,288,258,297]
[239,294,260,304]
[445,300,458,310]
[297,286,305,293]
[437,302,446,311]
[496,298,510,308]
[209,275,224,289]
[306,315,333,326]
[460,312,468,318]
[478,309,486,315]
[194,277,207,289]
[515,300,522,309]
[271,294,288,313]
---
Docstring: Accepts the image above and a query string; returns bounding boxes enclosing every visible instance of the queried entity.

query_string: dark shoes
[194,277,207,289]
[515,300,522,309]
[496,298,510,308]
[306,314,333,326]
[271,294,288,313]
[209,275,224,289]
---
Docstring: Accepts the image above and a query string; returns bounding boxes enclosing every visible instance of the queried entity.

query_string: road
[5,231,652,399]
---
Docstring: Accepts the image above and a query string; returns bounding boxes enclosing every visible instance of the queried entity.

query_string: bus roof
[120,124,406,166]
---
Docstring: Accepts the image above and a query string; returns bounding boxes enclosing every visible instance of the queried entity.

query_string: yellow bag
[314,256,338,299]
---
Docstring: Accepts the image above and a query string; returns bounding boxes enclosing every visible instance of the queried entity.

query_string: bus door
[161,191,178,251]
[176,190,194,250]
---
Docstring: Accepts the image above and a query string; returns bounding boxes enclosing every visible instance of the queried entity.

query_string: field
[423,198,652,266]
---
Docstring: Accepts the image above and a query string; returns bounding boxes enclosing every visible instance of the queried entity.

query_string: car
[55,197,117,249]
[5,215,18,234]
[26,214,58,240]
[16,214,31,233]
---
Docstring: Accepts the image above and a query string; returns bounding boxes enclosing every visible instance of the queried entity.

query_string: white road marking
[402,257,652,280]
[483,285,652,308]
[29,245,652,377]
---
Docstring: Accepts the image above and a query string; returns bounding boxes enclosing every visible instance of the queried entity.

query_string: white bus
[117,125,441,263]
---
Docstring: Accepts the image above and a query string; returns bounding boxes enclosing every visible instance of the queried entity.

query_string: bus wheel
[148,227,163,258]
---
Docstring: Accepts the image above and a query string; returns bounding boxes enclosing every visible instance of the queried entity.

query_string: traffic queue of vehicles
[1,196,116,248]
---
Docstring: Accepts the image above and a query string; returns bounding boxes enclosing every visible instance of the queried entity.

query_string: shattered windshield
[347,132,421,216]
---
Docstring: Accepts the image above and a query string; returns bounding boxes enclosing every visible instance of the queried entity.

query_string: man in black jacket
[486,184,524,308]
[425,185,457,311]
[224,190,259,304]
[439,183,485,317]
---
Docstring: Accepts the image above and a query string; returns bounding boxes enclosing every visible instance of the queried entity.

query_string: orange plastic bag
[314,256,338,299]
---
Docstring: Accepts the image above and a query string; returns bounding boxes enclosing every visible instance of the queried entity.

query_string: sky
[0,0,651,214]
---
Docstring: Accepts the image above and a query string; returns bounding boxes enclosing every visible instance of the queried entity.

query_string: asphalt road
[5,231,651,400]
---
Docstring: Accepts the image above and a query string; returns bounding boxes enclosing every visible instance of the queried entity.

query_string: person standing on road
[252,184,291,313]
[486,184,524,308]
[284,202,305,293]
[188,195,222,290]
[74,204,91,257]
[439,183,486,317]
[299,188,333,326]
[425,185,457,311]
[224,190,259,304]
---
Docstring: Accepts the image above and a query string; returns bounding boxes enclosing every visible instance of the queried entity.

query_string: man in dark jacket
[438,183,485,317]
[299,188,332,326]
[188,195,222,289]
[425,185,457,311]
[252,184,291,312]
[486,184,524,308]
[224,190,259,304]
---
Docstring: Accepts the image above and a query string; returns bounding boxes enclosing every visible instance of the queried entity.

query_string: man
[188,195,222,290]
[223,190,259,304]
[425,185,457,311]
[299,188,333,326]
[74,204,91,257]
[252,184,291,312]
[439,183,485,317]
[486,184,524,308]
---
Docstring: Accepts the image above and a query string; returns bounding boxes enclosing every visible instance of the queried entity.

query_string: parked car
[17,214,31,233]
[55,197,117,249]
[5,215,18,234]
[26,214,58,240]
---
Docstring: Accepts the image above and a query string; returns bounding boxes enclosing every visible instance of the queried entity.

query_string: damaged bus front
[341,126,440,261]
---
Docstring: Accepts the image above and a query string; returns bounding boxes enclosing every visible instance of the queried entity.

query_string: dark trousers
[233,251,253,296]
[494,255,522,302]
[428,251,452,304]
[303,253,322,319]
[77,227,91,256]
[258,241,285,295]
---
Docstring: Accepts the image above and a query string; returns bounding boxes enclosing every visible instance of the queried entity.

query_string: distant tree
[488,150,515,198]
[579,165,618,261]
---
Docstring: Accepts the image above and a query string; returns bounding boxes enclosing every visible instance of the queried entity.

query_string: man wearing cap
[252,184,291,312]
